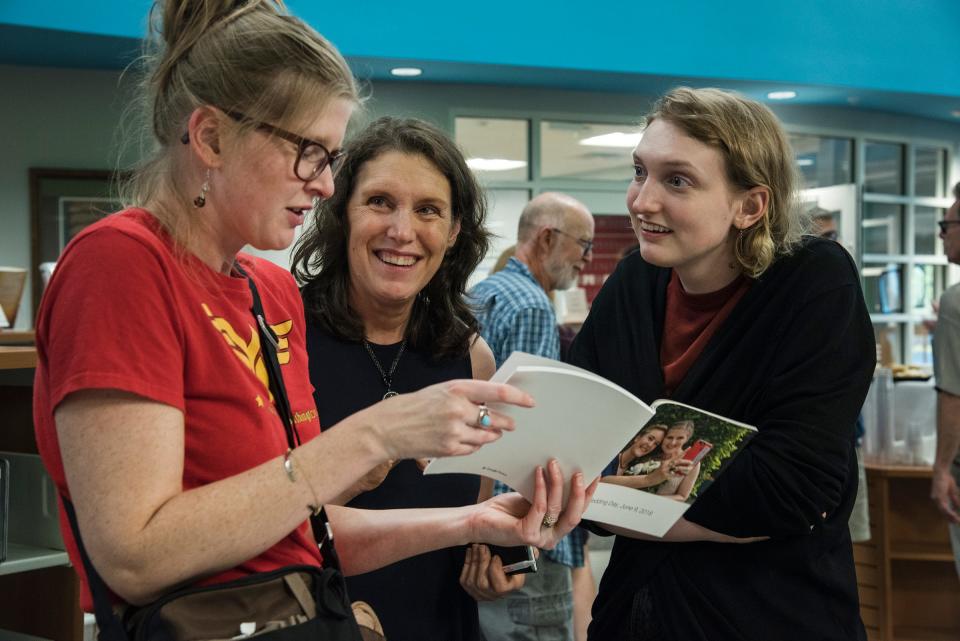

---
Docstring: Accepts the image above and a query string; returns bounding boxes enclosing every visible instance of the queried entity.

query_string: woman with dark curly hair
[292,116,521,641]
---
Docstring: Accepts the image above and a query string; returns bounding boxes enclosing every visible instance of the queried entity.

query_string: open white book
[424,352,756,536]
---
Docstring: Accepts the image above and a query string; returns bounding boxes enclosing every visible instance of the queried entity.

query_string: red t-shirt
[33,209,323,611]
[660,271,751,395]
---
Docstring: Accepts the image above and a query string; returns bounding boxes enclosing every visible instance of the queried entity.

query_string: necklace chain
[363,338,407,399]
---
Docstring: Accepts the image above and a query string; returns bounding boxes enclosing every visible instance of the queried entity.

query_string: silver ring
[477,404,492,428]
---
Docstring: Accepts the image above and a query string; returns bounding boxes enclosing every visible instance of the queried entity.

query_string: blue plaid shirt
[469,257,586,567]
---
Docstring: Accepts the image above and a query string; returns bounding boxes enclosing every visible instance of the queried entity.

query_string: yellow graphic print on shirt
[201,304,293,401]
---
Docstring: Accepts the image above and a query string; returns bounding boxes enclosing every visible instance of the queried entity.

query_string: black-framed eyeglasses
[180,109,346,182]
[550,227,594,257]
[938,220,960,234]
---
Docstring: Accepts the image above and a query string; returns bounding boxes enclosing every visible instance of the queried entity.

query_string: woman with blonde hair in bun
[33,1,594,637]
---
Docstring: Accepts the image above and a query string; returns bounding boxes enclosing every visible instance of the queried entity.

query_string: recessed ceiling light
[579,132,643,148]
[390,67,423,77]
[767,91,797,100]
[466,158,528,172]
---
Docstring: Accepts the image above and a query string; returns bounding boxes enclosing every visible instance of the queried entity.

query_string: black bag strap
[62,497,130,641]
[59,262,346,641]
[237,263,343,572]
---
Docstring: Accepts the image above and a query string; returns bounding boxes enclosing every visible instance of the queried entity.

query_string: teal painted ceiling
[2,0,959,122]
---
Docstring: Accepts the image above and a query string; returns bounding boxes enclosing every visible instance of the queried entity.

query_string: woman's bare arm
[57,379,534,604]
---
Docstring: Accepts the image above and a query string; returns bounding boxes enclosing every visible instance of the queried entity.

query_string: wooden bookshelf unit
[0,346,84,641]
[855,463,960,641]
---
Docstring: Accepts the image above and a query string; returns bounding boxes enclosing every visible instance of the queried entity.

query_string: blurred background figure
[809,206,839,241]
[471,192,595,641]
[931,181,960,578]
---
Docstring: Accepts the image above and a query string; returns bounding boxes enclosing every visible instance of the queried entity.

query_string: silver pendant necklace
[363,338,408,400]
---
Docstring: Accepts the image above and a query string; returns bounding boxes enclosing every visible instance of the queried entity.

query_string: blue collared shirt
[469,257,586,567]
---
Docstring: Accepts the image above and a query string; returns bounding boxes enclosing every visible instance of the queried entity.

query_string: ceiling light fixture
[952,110,960,118]
[466,158,528,172]
[767,91,797,100]
[579,132,643,148]
[390,67,423,77]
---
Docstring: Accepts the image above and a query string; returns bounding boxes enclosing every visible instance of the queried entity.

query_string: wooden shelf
[0,330,35,346]
[0,543,70,576]
[855,466,960,640]
[865,463,933,479]
[0,346,83,641]
[893,625,960,641]
[889,542,954,562]
[0,347,36,370]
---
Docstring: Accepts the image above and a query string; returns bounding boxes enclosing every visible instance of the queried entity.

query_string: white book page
[424,352,654,506]
[584,482,690,537]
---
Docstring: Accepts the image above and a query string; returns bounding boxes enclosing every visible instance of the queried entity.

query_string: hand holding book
[426,352,755,537]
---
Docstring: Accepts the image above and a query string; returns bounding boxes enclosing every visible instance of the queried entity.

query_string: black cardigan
[570,237,874,641]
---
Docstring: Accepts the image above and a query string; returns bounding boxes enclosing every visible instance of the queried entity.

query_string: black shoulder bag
[61,266,370,641]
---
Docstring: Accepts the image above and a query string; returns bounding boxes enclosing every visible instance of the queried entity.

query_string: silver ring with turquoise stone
[476,404,492,428]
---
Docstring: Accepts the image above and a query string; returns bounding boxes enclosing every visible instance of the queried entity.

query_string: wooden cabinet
[0,346,84,641]
[855,463,960,641]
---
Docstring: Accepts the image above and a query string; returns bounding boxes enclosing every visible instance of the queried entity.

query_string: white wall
[3,65,960,328]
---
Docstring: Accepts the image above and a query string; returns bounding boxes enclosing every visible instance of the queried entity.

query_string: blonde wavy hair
[646,87,806,277]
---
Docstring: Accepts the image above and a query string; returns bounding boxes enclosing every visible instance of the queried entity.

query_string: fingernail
[575,472,584,487]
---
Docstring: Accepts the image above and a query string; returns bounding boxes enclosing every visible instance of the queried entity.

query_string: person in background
[491,243,579,363]
[931,181,960,578]
[810,206,872,544]
[32,1,593,634]
[807,204,871,542]
[569,87,874,640]
[810,207,839,241]
[294,116,527,641]
[470,192,595,641]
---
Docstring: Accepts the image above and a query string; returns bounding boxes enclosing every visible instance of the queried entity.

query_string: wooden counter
[0,347,36,370]
[855,463,960,641]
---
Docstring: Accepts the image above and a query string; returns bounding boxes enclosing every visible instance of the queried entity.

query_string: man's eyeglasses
[550,228,594,257]
[938,220,960,234]
[180,109,346,182]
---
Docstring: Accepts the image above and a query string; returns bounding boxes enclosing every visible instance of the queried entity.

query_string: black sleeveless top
[305,325,482,641]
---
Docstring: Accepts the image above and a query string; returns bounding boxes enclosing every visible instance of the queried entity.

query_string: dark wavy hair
[292,116,491,359]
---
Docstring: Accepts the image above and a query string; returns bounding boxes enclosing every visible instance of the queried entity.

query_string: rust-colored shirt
[660,271,751,395]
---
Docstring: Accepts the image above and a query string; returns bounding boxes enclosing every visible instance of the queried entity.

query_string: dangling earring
[729,227,746,269]
[193,169,211,208]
